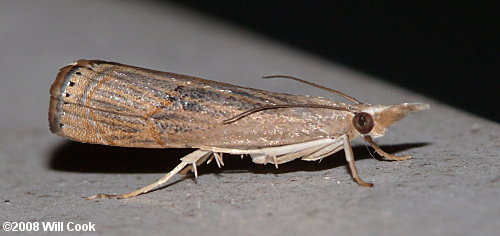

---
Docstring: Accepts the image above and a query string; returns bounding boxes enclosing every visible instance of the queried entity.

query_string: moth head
[353,103,429,137]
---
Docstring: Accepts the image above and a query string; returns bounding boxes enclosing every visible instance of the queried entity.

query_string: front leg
[342,134,374,187]
[364,136,412,161]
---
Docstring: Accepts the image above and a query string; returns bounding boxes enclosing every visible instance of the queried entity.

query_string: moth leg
[204,152,224,169]
[191,163,198,178]
[343,134,374,187]
[206,153,215,165]
[200,138,335,157]
[274,144,331,164]
[272,156,279,169]
[213,154,222,168]
[301,141,343,161]
[364,136,412,161]
[85,150,211,200]
[180,151,212,175]
[214,152,225,167]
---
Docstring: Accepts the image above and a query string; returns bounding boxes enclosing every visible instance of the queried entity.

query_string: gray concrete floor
[0,1,498,235]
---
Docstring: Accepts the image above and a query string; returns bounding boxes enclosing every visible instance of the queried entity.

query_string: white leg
[85,150,211,199]
[192,163,198,178]
[301,141,343,161]
[206,153,215,165]
[206,152,224,168]
[180,151,212,175]
[272,156,279,169]
[214,152,225,166]
[308,145,343,161]
[273,144,331,164]
[200,138,336,157]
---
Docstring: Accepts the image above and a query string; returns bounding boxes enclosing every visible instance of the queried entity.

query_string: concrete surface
[0,1,498,235]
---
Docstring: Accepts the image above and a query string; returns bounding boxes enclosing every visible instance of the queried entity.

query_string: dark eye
[352,112,374,134]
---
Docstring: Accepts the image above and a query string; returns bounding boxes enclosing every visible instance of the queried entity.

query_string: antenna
[262,75,362,104]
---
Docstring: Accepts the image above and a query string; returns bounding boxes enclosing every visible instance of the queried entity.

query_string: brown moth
[49,59,429,199]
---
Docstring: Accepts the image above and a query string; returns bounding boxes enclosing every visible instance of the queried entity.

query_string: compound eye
[353,112,374,134]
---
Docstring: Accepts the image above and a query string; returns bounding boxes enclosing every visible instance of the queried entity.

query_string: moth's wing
[49,60,353,148]
[50,60,170,147]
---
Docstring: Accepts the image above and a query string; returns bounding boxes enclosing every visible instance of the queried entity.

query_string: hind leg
[85,150,211,199]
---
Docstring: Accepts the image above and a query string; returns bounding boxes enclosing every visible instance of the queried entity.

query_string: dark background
[165,1,498,122]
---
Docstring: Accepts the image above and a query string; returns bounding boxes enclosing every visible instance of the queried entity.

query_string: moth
[49,60,429,199]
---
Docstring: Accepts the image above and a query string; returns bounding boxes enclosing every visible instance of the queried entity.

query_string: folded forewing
[49,60,353,148]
